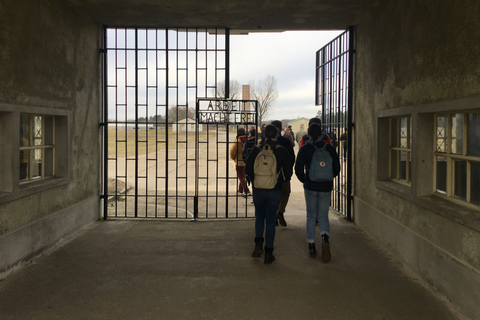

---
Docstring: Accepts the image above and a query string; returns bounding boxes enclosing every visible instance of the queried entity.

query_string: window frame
[376,97,480,221]
[388,116,412,185]
[19,114,56,184]
[434,111,480,208]
[0,103,70,204]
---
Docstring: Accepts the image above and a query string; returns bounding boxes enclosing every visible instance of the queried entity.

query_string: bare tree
[212,80,241,99]
[250,75,278,124]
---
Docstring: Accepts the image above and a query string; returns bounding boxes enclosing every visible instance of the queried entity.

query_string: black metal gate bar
[103,27,255,219]
[315,28,354,220]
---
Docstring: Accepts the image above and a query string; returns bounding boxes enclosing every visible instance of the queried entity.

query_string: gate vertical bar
[134,28,139,217]
[102,26,108,220]
[346,26,354,221]
[225,29,230,218]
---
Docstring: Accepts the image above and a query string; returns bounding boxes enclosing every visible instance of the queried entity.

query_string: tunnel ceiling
[64,0,380,32]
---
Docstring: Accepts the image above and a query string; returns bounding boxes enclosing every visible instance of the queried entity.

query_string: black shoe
[277,212,287,227]
[264,247,276,264]
[251,237,264,258]
[321,234,331,263]
[308,243,317,258]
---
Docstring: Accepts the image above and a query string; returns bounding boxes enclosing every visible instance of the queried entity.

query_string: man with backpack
[245,125,293,264]
[295,123,340,263]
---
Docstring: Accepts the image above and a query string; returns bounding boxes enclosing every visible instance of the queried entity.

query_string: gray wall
[0,0,102,277]
[354,1,480,318]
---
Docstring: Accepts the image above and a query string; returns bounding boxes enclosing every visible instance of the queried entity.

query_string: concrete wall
[354,1,480,319]
[0,0,102,278]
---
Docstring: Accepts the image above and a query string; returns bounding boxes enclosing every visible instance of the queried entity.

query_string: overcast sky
[230,30,343,121]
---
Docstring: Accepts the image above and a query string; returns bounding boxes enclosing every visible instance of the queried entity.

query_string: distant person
[230,127,250,196]
[295,123,340,263]
[271,120,295,227]
[299,117,332,148]
[245,125,293,264]
[330,128,337,149]
[296,125,307,145]
[243,128,257,204]
[242,128,257,163]
[340,129,348,161]
[283,127,295,147]
[288,125,295,145]
[260,124,267,141]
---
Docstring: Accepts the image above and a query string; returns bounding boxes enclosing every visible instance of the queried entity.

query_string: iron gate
[316,27,354,220]
[102,27,256,219]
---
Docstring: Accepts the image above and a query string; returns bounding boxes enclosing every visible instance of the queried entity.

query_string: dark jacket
[295,138,340,192]
[277,135,296,165]
[242,136,256,163]
[245,141,293,190]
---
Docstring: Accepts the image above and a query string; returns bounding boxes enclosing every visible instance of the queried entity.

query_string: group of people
[230,118,341,265]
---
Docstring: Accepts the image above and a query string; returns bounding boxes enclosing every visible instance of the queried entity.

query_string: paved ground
[0,191,464,320]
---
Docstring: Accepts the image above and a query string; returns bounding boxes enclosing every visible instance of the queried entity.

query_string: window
[389,116,412,184]
[0,104,69,204]
[434,111,480,207]
[20,114,55,183]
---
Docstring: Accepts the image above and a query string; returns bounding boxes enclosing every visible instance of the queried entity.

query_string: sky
[230,30,344,121]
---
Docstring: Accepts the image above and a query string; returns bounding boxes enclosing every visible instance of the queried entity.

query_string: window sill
[377,180,479,231]
[416,195,480,233]
[376,180,413,202]
[0,177,69,205]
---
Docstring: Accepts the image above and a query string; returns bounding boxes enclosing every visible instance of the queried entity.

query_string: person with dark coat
[295,123,340,263]
[242,128,257,163]
[245,125,293,264]
[271,120,295,227]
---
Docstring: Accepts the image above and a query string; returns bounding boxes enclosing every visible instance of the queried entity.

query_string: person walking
[245,125,293,264]
[284,127,295,147]
[242,128,257,163]
[243,128,257,204]
[340,128,348,161]
[295,123,340,263]
[288,125,295,146]
[230,127,250,196]
[271,120,295,227]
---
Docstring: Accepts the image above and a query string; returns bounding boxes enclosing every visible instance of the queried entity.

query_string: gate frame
[315,26,354,221]
[101,27,256,220]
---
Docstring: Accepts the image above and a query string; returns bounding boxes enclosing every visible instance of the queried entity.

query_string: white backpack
[253,144,282,189]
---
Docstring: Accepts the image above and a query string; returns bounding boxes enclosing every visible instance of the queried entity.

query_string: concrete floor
[0,192,464,320]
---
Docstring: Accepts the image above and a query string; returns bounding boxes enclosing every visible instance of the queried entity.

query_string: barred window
[20,114,55,182]
[389,116,412,185]
[434,112,480,207]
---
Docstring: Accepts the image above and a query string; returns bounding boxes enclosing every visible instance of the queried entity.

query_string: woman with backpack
[294,123,340,263]
[245,125,293,264]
